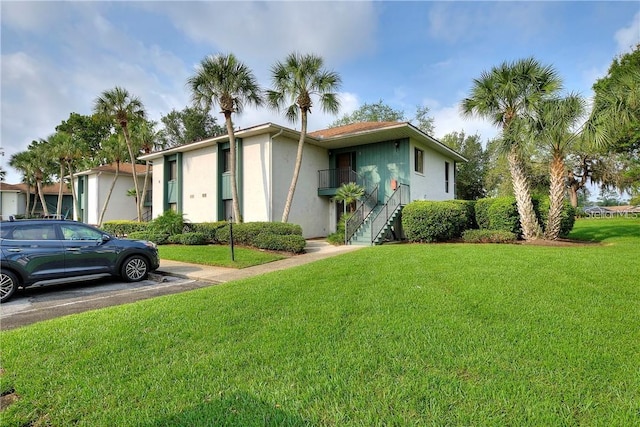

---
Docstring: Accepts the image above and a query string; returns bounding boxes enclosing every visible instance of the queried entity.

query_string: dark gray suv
[0,219,160,303]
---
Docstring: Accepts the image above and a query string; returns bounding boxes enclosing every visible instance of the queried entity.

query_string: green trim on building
[163,153,183,213]
[217,138,243,221]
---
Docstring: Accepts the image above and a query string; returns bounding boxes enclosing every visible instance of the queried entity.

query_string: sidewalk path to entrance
[157,239,364,284]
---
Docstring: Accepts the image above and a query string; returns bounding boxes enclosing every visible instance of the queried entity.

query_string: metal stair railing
[370,184,410,244]
[345,185,379,243]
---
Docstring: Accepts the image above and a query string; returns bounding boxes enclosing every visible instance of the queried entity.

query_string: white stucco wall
[270,137,331,238]
[180,146,217,223]
[0,192,25,219]
[242,134,273,222]
[410,140,455,201]
[84,173,143,224]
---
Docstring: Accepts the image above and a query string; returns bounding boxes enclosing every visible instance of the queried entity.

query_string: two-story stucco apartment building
[139,121,466,244]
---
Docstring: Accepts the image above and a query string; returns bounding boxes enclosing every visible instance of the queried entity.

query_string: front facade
[141,121,466,241]
[73,163,150,225]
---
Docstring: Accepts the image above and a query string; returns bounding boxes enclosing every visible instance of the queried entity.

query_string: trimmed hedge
[191,221,227,243]
[475,196,576,238]
[253,233,306,254]
[535,196,576,238]
[450,199,477,231]
[462,229,517,243]
[402,201,468,243]
[102,221,149,237]
[487,197,521,236]
[172,232,208,245]
[215,222,303,245]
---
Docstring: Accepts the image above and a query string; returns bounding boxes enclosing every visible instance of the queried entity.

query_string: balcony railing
[318,168,360,190]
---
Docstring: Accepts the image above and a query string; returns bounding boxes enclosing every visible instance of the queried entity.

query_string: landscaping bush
[149,210,184,236]
[327,213,349,245]
[191,221,227,243]
[450,199,477,230]
[402,201,468,243]
[102,220,149,237]
[474,198,494,230]
[126,231,170,245]
[216,222,304,247]
[487,197,521,236]
[535,196,576,237]
[253,233,306,254]
[176,232,208,245]
[462,229,517,243]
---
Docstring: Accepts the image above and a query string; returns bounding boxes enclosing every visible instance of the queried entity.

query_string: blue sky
[1,1,639,184]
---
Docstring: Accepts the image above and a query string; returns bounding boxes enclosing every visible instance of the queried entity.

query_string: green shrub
[402,201,468,243]
[327,213,350,245]
[192,222,227,243]
[216,222,303,246]
[474,198,494,230]
[535,196,576,237]
[177,232,208,245]
[462,229,517,243]
[487,197,521,236]
[126,231,169,245]
[102,220,149,237]
[253,233,306,253]
[167,234,182,244]
[149,210,184,236]
[451,199,477,230]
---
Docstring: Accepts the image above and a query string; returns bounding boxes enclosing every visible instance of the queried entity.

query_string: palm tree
[267,52,341,223]
[334,182,365,245]
[27,140,55,217]
[188,53,263,223]
[131,120,158,221]
[9,151,35,217]
[47,132,74,217]
[528,94,586,239]
[461,58,562,240]
[94,86,146,221]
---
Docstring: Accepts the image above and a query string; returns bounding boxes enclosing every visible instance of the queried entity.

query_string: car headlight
[144,241,157,249]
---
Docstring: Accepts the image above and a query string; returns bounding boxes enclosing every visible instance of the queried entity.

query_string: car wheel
[1,270,19,303]
[121,255,149,282]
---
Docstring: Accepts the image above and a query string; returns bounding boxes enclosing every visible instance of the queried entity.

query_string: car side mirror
[101,234,111,243]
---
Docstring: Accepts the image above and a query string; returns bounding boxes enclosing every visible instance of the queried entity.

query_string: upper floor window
[414,148,424,174]
[445,161,450,193]
[168,160,177,181]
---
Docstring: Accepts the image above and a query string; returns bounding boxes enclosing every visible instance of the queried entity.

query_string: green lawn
[158,244,285,268]
[1,218,639,426]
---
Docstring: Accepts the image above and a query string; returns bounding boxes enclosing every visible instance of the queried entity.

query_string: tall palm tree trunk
[545,155,566,240]
[507,147,542,240]
[35,177,49,216]
[281,111,308,223]
[139,161,151,222]
[98,162,120,227]
[25,176,32,218]
[122,125,142,222]
[224,113,241,223]
[56,162,64,216]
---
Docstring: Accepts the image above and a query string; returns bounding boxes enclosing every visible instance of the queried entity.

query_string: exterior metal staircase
[348,184,410,246]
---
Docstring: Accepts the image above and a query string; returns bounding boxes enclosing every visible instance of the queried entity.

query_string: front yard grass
[158,244,285,268]
[1,218,639,425]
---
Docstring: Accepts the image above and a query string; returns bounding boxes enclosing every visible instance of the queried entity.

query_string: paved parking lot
[0,274,208,330]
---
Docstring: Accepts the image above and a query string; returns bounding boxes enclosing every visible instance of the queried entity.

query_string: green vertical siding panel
[332,138,409,203]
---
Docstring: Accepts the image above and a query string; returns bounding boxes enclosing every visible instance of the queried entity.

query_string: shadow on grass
[569,219,640,242]
[145,391,310,427]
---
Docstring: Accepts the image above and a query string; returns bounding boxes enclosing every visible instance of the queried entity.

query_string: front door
[336,152,356,186]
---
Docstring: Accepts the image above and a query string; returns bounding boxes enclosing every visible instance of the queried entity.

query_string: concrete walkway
[157,239,364,283]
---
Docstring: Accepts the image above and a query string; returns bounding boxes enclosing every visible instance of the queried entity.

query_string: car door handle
[7,248,21,252]
[66,247,81,252]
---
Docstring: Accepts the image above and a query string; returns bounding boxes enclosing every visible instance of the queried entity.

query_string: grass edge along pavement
[1,218,639,425]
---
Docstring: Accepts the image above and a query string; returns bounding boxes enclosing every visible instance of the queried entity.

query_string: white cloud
[615,11,640,53]
[430,104,498,146]
[147,1,377,66]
